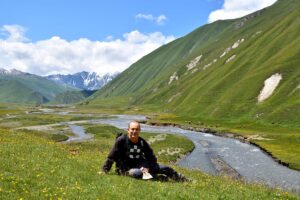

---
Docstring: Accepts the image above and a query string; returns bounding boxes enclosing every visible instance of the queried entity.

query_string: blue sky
[0,0,277,75]
[0,0,222,41]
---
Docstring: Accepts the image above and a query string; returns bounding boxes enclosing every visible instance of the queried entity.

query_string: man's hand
[140,167,153,180]
[140,167,149,173]
[97,171,105,175]
[100,167,109,175]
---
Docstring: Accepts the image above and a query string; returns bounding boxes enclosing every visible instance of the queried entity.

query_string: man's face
[127,122,140,143]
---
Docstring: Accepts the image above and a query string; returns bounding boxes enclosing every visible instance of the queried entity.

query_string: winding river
[87,114,300,193]
[28,110,299,193]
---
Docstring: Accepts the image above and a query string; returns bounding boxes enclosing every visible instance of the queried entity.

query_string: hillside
[51,90,96,104]
[0,69,75,104]
[86,0,300,169]
[90,0,300,127]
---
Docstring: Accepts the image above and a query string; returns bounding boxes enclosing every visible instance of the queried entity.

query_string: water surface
[92,115,300,193]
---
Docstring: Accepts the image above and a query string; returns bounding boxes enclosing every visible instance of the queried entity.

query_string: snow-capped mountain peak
[46,71,119,91]
[0,68,27,75]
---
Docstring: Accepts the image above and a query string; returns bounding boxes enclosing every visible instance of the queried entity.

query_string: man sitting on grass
[102,121,188,181]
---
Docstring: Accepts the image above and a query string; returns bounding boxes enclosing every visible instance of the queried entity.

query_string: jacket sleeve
[102,137,123,173]
[142,139,159,170]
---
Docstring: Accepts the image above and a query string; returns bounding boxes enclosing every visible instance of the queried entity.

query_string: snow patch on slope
[203,59,217,70]
[226,55,236,63]
[168,72,178,85]
[258,73,282,103]
[168,92,181,103]
[232,39,244,49]
[252,31,262,38]
[220,38,245,58]
[0,68,26,75]
[186,55,202,71]
[220,47,231,58]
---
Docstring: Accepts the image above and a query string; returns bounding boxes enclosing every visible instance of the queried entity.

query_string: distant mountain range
[0,68,27,76]
[0,68,75,104]
[46,71,119,91]
[0,68,117,104]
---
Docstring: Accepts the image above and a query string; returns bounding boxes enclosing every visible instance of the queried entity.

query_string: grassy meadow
[1,1,300,199]
[0,124,298,199]
[0,103,299,199]
[84,0,300,172]
[81,96,300,171]
[150,114,300,171]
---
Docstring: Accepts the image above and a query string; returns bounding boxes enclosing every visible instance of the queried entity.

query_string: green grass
[145,113,300,171]
[51,90,96,104]
[0,73,75,104]
[77,103,300,171]
[23,129,70,142]
[82,0,300,172]
[0,114,84,128]
[1,125,298,199]
[0,111,104,129]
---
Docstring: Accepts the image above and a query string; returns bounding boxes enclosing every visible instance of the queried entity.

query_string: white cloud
[135,14,167,25]
[0,25,175,76]
[135,14,154,21]
[208,0,277,23]
[0,24,29,42]
[156,15,167,25]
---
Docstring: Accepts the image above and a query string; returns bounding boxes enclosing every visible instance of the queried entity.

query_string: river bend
[90,115,300,193]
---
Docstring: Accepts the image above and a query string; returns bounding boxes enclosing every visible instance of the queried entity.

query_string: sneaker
[174,173,191,182]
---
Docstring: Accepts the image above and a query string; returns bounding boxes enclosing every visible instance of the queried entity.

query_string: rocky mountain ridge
[0,68,118,104]
[46,71,119,91]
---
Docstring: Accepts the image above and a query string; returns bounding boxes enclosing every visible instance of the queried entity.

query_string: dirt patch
[245,134,273,141]
[17,124,59,132]
[0,121,22,128]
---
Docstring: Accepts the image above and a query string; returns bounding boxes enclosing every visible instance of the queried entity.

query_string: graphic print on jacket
[127,140,144,159]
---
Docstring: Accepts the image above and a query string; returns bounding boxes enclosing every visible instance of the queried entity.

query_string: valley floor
[0,104,299,199]
[0,126,298,199]
[78,100,300,172]
[147,114,300,171]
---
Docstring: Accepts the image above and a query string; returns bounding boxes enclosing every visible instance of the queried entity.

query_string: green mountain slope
[91,0,300,127]
[86,0,300,169]
[0,73,76,104]
[51,90,96,104]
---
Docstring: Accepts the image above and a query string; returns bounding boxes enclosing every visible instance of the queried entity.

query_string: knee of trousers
[128,168,143,179]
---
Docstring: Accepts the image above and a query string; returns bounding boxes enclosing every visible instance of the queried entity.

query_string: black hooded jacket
[102,134,158,174]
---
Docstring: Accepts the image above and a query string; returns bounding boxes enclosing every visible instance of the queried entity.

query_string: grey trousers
[127,164,181,180]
